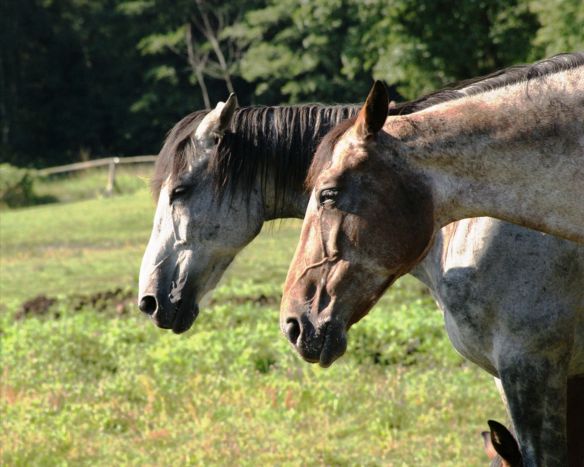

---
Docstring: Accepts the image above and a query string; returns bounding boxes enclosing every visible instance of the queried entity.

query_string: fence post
[105,157,120,196]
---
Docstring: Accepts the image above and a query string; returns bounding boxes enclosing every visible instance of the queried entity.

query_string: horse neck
[387,66,584,243]
[262,178,309,220]
[241,104,359,221]
[409,239,442,289]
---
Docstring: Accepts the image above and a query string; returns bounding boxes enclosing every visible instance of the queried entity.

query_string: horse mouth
[295,320,347,368]
[319,323,347,367]
[171,303,199,334]
[150,301,199,334]
[168,277,198,333]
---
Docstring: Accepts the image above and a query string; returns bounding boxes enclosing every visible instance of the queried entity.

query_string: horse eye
[319,188,339,208]
[170,185,190,204]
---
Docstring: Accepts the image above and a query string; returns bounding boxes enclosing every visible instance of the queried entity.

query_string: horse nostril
[139,296,157,315]
[285,318,301,345]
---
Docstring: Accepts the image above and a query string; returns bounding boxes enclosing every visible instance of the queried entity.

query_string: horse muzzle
[281,308,347,368]
[138,292,199,334]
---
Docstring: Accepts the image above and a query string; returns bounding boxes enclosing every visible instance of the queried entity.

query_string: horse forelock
[151,110,209,200]
[306,117,357,190]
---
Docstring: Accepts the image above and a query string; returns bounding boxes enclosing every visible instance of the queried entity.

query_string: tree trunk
[194,0,235,94]
[0,54,9,146]
[185,23,211,109]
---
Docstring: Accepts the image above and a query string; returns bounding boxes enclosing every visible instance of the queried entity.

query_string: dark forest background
[2,0,582,168]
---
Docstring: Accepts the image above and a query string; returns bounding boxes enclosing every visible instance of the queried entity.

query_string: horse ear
[355,80,388,139]
[218,93,238,132]
[487,420,523,466]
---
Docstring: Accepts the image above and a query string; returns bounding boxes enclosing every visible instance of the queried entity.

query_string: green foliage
[229,0,375,103]
[3,0,582,166]
[530,0,584,55]
[138,28,186,56]
[367,0,540,98]
[0,164,39,208]
[2,0,198,167]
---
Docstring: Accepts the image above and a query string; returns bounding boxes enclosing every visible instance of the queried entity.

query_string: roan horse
[280,53,584,466]
[139,54,583,466]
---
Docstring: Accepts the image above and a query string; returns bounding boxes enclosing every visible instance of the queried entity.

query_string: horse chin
[171,303,199,334]
[295,319,347,368]
[318,321,347,367]
[150,303,199,334]
[166,272,200,333]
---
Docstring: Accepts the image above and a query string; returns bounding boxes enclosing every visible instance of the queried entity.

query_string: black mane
[152,104,359,213]
[209,105,359,213]
[153,53,584,205]
[152,110,208,200]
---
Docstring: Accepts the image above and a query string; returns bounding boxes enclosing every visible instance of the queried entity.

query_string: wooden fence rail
[37,155,157,196]
[37,155,157,176]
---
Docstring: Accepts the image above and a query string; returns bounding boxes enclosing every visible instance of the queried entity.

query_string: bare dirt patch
[16,288,136,320]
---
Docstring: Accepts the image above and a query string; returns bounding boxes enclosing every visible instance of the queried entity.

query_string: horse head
[280,82,435,366]
[138,94,265,333]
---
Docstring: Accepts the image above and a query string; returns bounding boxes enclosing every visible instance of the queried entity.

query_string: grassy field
[1,181,506,465]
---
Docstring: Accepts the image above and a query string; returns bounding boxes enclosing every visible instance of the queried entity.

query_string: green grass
[0,191,153,307]
[0,187,506,466]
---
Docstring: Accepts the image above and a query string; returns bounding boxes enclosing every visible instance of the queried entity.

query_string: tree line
[2,0,582,167]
